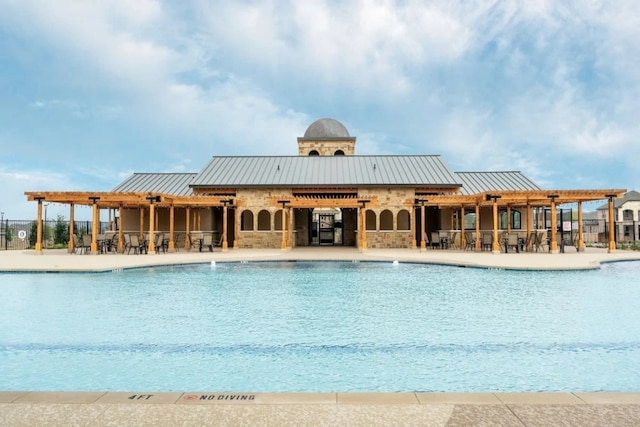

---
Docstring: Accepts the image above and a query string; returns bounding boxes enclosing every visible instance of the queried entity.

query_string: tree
[28,221,37,248]
[54,214,69,245]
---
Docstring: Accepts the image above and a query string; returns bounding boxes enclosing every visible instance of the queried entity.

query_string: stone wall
[297,139,355,156]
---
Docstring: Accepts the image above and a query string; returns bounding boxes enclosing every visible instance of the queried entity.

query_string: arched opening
[241,210,254,231]
[274,209,283,231]
[397,209,410,230]
[308,150,319,156]
[334,149,345,156]
[380,209,393,230]
[257,210,271,231]
[365,210,376,230]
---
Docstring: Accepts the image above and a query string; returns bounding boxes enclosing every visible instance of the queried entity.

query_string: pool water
[1,261,640,392]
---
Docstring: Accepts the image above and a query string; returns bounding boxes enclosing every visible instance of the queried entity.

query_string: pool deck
[2,247,640,426]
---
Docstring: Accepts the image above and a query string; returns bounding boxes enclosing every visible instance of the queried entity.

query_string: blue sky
[1,0,638,220]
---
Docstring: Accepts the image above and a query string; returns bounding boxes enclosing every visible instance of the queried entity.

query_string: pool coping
[3,391,640,405]
[2,391,640,426]
[1,246,640,273]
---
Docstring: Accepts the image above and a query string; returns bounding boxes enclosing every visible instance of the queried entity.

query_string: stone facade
[297,138,356,156]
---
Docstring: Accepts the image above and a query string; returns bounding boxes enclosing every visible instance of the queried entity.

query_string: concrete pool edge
[3,391,640,405]
[2,392,640,427]
[1,246,640,273]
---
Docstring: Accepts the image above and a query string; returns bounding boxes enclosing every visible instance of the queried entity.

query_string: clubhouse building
[26,118,625,255]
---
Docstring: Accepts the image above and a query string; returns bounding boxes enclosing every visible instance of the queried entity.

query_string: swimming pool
[1,261,639,392]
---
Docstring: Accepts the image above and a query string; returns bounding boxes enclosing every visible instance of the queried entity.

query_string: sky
[1,0,639,221]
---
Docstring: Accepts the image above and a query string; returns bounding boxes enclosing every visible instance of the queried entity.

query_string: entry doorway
[310,208,343,246]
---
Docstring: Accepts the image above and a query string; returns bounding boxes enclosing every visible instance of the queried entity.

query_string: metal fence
[0,219,110,250]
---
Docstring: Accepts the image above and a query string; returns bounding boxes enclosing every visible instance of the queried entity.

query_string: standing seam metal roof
[190,156,461,187]
[454,171,541,195]
[112,173,197,196]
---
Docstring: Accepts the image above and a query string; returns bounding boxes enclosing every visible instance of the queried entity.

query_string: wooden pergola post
[147,196,157,254]
[234,207,239,249]
[168,205,175,252]
[577,201,585,252]
[549,195,559,253]
[278,201,288,250]
[90,197,100,255]
[68,203,75,253]
[410,205,416,249]
[185,207,191,249]
[118,205,124,253]
[475,203,481,251]
[491,196,501,254]
[221,199,233,252]
[419,200,426,252]
[139,208,144,239]
[526,203,533,251]
[35,197,44,254]
[460,206,466,249]
[288,207,294,248]
[607,194,617,253]
[359,199,369,251]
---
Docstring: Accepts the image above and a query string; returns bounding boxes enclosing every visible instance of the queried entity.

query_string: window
[623,209,633,221]
[380,210,393,230]
[257,210,270,231]
[500,210,521,229]
[308,150,319,156]
[397,209,410,230]
[365,210,376,230]
[274,210,283,231]
[334,149,345,155]
[241,210,254,231]
[464,212,476,229]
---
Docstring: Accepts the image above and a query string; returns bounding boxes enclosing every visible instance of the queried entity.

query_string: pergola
[25,191,236,254]
[412,189,626,253]
[26,188,625,255]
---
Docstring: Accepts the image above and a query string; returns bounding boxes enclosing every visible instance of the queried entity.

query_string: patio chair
[200,234,214,252]
[123,233,132,253]
[155,233,167,253]
[429,232,441,249]
[128,234,147,254]
[464,231,476,251]
[81,234,92,254]
[481,232,492,251]
[535,231,547,252]
[506,233,520,253]
[526,231,537,252]
[72,234,85,254]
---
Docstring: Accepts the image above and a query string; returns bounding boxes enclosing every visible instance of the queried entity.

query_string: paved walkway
[2,245,640,272]
[2,247,640,426]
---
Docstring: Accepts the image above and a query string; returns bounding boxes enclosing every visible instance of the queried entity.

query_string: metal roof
[112,173,196,196]
[454,171,541,195]
[190,156,461,188]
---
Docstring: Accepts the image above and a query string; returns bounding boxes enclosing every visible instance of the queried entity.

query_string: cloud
[0,0,638,199]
